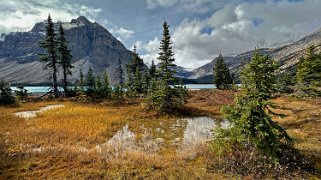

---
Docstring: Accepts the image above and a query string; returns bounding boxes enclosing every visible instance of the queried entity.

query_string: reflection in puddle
[180,117,215,150]
[97,116,229,155]
[179,117,230,153]
[96,125,161,154]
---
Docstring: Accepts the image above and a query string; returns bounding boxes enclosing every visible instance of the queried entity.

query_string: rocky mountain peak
[0,16,134,85]
[71,16,91,25]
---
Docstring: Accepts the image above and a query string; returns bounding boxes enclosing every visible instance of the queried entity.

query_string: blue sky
[1,0,321,68]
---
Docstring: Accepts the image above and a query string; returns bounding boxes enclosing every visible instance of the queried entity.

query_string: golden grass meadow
[0,90,320,179]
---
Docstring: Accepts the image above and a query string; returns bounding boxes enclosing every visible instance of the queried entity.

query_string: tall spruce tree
[79,69,84,92]
[214,50,292,161]
[58,24,73,96]
[125,65,135,96]
[133,66,142,93]
[39,15,59,98]
[213,53,232,90]
[127,45,144,94]
[86,66,96,94]
[147,21,187,112]
[102,70,111,99]
[142,68,150,95]
[115,58,124,89]
[158,21,176,83]
[296,45,321,96]
[150,60,156,78]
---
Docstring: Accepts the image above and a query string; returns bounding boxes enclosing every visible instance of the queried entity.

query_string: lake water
[11,84,216,94]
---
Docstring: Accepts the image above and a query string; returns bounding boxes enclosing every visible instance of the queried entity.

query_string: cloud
[109,27,135,42]
[146,0,179,9]
[140,0,321,69]
[146,0,234,13]
[0,0,102,33]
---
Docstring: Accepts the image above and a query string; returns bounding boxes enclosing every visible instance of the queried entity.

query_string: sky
[1,0,321,69]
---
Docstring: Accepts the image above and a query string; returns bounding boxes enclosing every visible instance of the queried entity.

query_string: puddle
[14,104,65,119]
[180,117,215,150]
[96,125,161,154]
[179,117,230,152]
[97,116,229,155]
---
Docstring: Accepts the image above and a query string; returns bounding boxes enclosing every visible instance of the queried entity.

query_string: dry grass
[0,90,320,179]
[272,96,321,174]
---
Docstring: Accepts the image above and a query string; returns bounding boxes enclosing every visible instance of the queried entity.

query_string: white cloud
[109,27,134,42]
[146,0,179,9]
[141,0,321,69]
[0,0,102,33]
[134,37,160,65]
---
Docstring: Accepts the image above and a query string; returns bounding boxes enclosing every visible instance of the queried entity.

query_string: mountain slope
[188,28,321,82]
[0,16,133,84]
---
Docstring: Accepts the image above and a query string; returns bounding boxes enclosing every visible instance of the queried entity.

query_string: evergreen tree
[276,71,296,94]
[95,75,102,90]
[0,80,15,105]
[158,21,176,83]
[296,45,321,96]
[147,21,187,112]
[39,15,59,98]
[79,69,84,92]
[126,45,144,95]
[213,50,292,161]
[213,53,232,90]
[102,71,111,99]
[129,45,144,73]
[133,66,142,93]
[142,68,150,95]
[114,58,124,98]
[115,58,124,89]
[86,66,96,94]
[125,65,135,97]
[150,60,157,78]
[58,24,73,96]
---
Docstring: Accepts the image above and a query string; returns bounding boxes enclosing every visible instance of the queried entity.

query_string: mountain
[0,16,133,85]
[184,28,321,83]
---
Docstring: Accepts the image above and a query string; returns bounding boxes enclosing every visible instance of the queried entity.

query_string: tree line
[34,15,187,112]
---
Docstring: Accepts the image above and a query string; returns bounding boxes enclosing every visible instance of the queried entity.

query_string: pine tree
[150,60,157,78]
[86,66,96,94]
[133,66,142,93]
[142,68,150,95]
[116,58,124,89]
[214,50,292,161]
[125,65,135,97]
[296,45,321,96]
[79,69,84,92]
[213,53,232,90]
[39,15,59,98]
[147,21,187,112]
[0,80,15,105]
[58,24,73,96]
[126,45,144,95]
[95,75,102,90]
[114,58,124,98]
[158,21,176,83]
[102,70,111,99]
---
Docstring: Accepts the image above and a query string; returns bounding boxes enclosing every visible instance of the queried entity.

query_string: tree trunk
[52,56,59,98]
[63,64,67,96]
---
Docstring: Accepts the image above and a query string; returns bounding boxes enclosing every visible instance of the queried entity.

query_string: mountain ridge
[183,27,321,82]
[0,16,133,85]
